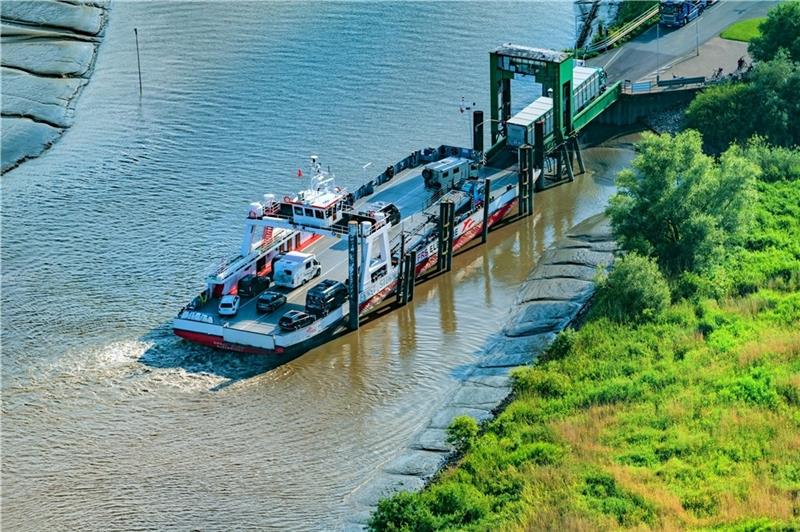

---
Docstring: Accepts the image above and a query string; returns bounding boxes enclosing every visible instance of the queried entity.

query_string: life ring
[450,147,459,156]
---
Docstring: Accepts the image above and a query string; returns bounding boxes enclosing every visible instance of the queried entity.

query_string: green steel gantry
[487,44,621,189]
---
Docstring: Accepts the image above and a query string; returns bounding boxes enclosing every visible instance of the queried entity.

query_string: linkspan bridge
[477,44,622,194]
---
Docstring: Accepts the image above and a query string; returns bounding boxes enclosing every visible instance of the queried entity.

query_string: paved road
[589,0,778,83]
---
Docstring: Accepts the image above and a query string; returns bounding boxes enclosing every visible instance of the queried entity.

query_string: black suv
[305,280,348,317]
[278,310,315,331]
[256,291,287,314]
[238,274,270,297]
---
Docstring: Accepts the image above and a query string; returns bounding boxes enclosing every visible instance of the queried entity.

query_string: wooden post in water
[481,177,491,243]
[562,144,575,182]
[347,221,359,331]
[534,120,545,191]
[134,28,143,97]
[518,145,533,217]
[573,137,586,174]
[437,200,455,273]
[395,234,406,306]
[407,251,417,302]
[472,110,484,153]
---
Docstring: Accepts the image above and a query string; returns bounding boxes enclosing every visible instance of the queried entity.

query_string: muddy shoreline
[1,0,110,174]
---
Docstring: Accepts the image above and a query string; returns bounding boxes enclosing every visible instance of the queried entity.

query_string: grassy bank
[720,18,765,43]
[370,171,800,531]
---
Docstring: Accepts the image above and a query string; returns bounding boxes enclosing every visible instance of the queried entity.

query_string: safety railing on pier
[577,4,659,57]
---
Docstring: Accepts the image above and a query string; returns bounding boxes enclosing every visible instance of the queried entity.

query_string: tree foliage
[685,55,800,153]
[595,253,671,322]
[749,1,800,63]
[607,130,757,277]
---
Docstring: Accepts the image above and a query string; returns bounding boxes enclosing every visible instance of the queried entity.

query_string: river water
[1,2,635,529]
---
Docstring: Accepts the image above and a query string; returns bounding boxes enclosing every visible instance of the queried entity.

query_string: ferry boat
[173,146,520,355]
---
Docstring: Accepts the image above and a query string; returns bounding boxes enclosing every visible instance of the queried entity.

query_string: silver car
[217,294,241,317]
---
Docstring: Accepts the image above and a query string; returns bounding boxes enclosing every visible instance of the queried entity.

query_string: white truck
[272,251,322,288]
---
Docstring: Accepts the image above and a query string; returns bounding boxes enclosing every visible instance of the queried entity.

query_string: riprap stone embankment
[345,213,617,528]
[1,0,109,174]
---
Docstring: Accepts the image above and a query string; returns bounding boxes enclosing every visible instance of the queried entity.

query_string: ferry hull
[174,316,345,356]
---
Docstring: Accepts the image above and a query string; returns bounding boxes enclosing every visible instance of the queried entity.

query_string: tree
[607,131,757,277]
[685,54,800,153]
[749,2,800,63]
[594,253,671,322]
[684,82,753,153]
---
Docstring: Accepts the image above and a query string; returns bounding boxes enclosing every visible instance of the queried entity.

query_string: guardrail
[578,4,659,56]
[620,76,707,94]
[657,75,706,87]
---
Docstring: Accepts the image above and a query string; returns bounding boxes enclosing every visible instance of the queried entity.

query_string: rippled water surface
[2,2,635,529]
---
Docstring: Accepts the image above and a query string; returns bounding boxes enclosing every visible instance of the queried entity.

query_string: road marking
[602,46,627,71]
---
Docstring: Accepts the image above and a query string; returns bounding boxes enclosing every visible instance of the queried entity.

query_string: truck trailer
[659,0,707,27]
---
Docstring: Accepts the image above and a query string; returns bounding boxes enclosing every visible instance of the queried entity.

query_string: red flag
[297,169,303,177]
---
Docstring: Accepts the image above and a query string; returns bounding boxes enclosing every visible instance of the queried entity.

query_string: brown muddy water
[1,1,639,529]
[1,134,637,530]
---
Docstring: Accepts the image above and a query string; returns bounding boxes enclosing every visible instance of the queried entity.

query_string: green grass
[721,18,765,42]
[370,167,800,530]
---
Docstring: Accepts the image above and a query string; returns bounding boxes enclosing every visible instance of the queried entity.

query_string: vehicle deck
[193,162,519,337]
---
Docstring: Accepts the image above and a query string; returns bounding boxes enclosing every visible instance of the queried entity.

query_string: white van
[273,251,322,288]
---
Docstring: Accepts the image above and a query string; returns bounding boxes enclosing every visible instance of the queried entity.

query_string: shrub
[680,490,719,517]
[539,327,577,363]
[685,82,753,154]
[446,416,479,453]
[745,137,800,182]
[582,472,657,526]
[426,482,490,526]
[369,491,436,532]
[594,253,671,322]
[507,442,563,466]
[511,368,569,398]
[717,366,781,408]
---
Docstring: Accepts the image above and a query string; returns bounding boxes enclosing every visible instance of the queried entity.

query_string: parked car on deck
[278,310,315,331]
[238,274,271,297]
[305,280,348,317]
[256,291,287,314]
[217,295,241,317]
